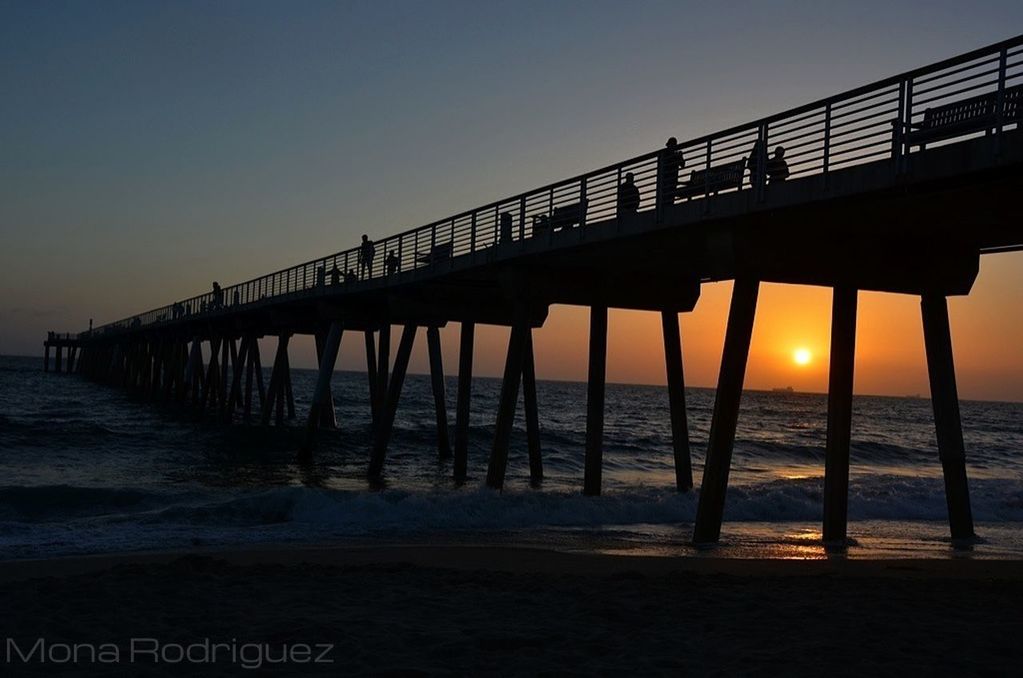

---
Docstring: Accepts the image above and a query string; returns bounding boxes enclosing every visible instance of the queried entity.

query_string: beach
[2,545,1022,675]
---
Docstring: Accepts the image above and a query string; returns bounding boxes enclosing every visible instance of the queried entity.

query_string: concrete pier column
[486,322,529,490]
[661,310,693,491]
[453,321,475,483]
[693,278,759,544]
[426,326,452,460]
[368,324,417,483]
[583,305,608,496]
[314,329,338,430]
[823,287,858,544]
[522,329,543,485]
[365,330,378,426]
[921,294,975,541]
[376,324,391,427]
[302,321,344,458]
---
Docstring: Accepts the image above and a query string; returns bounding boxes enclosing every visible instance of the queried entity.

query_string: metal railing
[82,35,1023,339]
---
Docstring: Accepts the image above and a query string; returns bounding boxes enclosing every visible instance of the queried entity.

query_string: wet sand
[1,545,1021,675]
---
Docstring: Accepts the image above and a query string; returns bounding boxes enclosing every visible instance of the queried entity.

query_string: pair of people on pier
[747,140,789,186]
[359,235,376,279]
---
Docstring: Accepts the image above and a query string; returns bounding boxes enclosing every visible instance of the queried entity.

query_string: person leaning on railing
[766,146,789,184]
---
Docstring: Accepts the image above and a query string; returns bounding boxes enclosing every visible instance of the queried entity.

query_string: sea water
[1,355,1021,560]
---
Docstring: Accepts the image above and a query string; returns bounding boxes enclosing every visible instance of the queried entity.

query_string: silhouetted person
[499,212,514,244]
[330,264,341,285]
[766,145,790,184]
[658,137,685,210]
[386,251,400,275]
[617,172,641,215]
[359,235,376,279]
[345,268,357,283]
[316,265,326,287]
[233,289,240,306]
[212,282,223,309]
[747,138,767,188]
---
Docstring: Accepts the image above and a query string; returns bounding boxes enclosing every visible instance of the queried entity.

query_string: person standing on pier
[359,235,376,279]
[386,251,400,275]
[766,146,790,184]
[617,172,641,215]
[658,137,685,212]
[330,264,341,285]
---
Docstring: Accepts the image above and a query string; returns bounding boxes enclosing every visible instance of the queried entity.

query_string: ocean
[1,354,1021,560]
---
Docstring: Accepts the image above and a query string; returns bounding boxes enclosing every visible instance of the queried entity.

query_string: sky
[2,1,1023,400]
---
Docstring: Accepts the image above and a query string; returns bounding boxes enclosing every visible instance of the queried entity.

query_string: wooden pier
[44,36,1023,546]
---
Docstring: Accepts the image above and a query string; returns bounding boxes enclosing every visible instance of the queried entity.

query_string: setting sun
[793,348,812,366]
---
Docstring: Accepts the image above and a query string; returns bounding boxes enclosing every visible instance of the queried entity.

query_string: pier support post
[376,324,391,428]
[302,321,344,457]
[261,335,290,426]
[454,321,475,483]
[661,310,693,491]
[365,330,379,426]
[55,345,63,373]
[313,330,338,430]
[694,278,759,544]
[201,336,222,414]
[426,327,452,460]
[921,294,975,541]
[368,324,417,482]
[823,287,858,544]
[583,305,608,496]
[522,329,543,484]
[486,321,529,490]
[243,336,255,420]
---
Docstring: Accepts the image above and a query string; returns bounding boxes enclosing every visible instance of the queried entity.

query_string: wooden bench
[415,241,453,265]
[675,159,747,201]
[897,84,1023,149]
[532,199,589,236]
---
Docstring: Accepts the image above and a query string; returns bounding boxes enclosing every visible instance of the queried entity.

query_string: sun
[793,348,812,366]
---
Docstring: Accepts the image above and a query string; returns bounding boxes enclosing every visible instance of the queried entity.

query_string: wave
[6,475,1007,532]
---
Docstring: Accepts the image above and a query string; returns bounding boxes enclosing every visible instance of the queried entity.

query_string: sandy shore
[2,545,1022,675]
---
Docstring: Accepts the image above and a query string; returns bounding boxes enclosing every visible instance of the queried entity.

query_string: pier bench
[897,84,1023,149]
[676,159,747,201]
[531,199,589,236]
[415,241,453,265]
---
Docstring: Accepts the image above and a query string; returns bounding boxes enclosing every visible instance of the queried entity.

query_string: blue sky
[2,1,1022,392]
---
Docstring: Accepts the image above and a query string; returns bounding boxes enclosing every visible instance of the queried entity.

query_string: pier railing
[85,35,1023,338]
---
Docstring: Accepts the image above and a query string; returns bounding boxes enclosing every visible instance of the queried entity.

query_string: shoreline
[3,542,1023,582]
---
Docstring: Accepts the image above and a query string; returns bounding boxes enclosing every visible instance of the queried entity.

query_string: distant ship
[772,386,795,393]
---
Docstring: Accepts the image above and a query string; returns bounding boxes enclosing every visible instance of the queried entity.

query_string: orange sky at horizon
[309,251,1023,403]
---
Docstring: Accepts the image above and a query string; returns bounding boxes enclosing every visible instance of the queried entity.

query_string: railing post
[398,234,404,271]
[578,178,587,234]
[704,139,712,207]
[757,123,768,203]
[996,47,1008,141]
[518,196,526,241]
[470,211,477,253]
[823,103,832,180]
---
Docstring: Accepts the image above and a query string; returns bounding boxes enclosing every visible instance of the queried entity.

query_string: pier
[44,36,1023,545]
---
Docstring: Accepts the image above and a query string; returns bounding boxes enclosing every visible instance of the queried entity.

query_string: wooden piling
[454,321,475,482]
[522,328,543,484]
[693,278,759,544]
[661,310,693,491]
[486,322,529,490]
[426,326,452,460]
[302,321,344,457]
[583,305,608,496]
[368,324,417,482]
[823,287,858,544]
[921,294,975,541]
[243,336,255,420]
